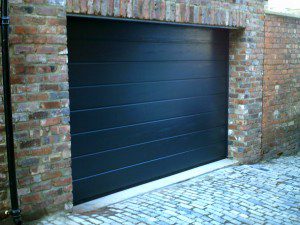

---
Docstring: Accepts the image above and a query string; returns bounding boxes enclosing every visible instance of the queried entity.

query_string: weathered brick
[14,45,35,54]
[87,0,94,14]
[94,0,101,14]
[40,101,62,109]
[21,193,41,204]
[18,157,40,167]
[41,118,61,126]
[30,147,52,156]
[42,171,62,181]
[120,0,127,17]
[15,26,37,34]
[26,54,47,63]
[35,6,58,16]
[31,181,52,192]
[262,14,300,159]
[52,177,72,187]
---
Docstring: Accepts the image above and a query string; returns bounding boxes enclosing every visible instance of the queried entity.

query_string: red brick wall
[0,1,72,219]
[66,0,248,27]
[263,14,300,158]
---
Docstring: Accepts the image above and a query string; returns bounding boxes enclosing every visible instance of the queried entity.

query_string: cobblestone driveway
[31,153,300,225]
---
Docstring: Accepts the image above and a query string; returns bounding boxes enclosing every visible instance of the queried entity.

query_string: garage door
[67,17,229,204]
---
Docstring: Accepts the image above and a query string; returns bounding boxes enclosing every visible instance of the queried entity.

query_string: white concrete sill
[265,9,300,19]
[73,158,238,213]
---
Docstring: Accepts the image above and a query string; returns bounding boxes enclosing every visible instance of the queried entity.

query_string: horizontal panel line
[71,125,226,159]
[72,140,226,182]
[68,60,227,65]
[71,108,227,136]
[70,93,227,112]
[69,38,226,45]
[69,60,227,65]
[70,76,226,89]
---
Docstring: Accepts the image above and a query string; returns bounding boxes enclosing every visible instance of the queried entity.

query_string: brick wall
[0,0,267,220]
[66,0,249,27]
[262,14,300,158]
[0,0,72,219]
[227,2,265,163]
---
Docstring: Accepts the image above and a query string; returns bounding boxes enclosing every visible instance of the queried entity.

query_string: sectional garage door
[67,16,229,204]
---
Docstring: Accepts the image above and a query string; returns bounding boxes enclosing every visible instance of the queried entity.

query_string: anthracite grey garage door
[67,16,229,204]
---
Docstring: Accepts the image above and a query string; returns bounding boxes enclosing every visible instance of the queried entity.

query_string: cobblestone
[28,153,300,225]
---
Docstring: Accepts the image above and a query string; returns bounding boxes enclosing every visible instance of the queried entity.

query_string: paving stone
[27,153,300,225]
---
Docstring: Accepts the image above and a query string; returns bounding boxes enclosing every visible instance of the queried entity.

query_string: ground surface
[29,153,300,225]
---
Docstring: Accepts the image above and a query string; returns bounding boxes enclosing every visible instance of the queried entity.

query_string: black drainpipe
[1,0,22,224]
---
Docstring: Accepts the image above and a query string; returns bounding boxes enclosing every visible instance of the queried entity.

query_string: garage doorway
[67,16,229,204]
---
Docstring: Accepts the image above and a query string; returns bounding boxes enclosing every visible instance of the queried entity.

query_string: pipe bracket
[1,16,10,25]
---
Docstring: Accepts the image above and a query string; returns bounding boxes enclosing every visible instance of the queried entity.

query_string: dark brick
[18,157,40,167]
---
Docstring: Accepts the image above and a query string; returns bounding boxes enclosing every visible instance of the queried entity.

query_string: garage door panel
[71,94,227,130]
[73,126,226,180]
[68,17,228,204]
[71,98,227,134]
[69,61,228,87]
[69,41,227,62]
[70,78,227,110]
[73,142,226,204]
[72,111,227,157]
[68,18,228,44]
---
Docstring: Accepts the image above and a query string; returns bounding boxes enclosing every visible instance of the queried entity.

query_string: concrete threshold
[73,158,238,213]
